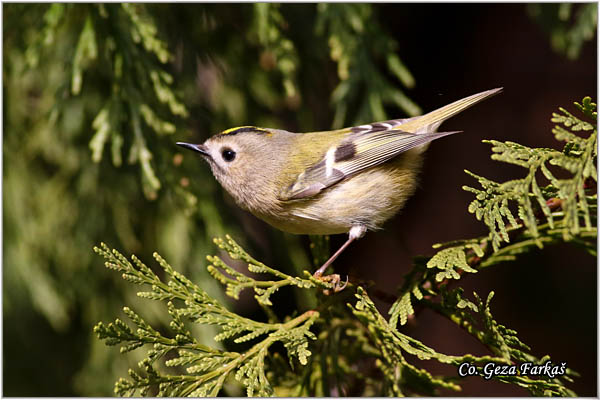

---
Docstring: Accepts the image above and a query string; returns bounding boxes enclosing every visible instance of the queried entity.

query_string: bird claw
[314,273,349,294]
[335,275,349,292]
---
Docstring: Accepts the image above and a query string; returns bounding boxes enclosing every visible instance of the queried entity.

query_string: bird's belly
[259,151,424,235]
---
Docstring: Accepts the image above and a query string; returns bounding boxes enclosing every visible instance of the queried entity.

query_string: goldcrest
[177,88,501,280]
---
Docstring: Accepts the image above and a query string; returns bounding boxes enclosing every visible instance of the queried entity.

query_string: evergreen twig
[95,98,595,396]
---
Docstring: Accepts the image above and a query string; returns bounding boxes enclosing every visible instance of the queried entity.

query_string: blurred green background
[3,3,596,396]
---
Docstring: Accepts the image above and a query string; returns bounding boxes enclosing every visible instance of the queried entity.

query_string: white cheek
[207,149,235,178]
[215,155,236,170]
[213,157,226,170]
[208,150,226,169]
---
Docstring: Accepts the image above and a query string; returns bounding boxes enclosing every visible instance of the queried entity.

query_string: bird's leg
[313,225,367,279]
[313,236,355,278]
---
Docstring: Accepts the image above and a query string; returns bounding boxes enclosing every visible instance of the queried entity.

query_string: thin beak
[176,142,209,156]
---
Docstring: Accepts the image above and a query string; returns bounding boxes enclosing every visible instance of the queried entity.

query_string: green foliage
[93,243,319,396]
[389,98,596,338]
[4,3,595,396]
[463,97,596,251]
[207,235,320,306]
[95,98,593,396]
[27,4,188,198]
[528,3,597,60]
[426,245,479,281]
[251,4,299,99]
[315,4,421,127]
[6,5,419,394]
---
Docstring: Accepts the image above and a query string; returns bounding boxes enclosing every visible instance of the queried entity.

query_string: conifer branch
[95,98,594,396]
[30,4,188,198]
[315,4,421,127]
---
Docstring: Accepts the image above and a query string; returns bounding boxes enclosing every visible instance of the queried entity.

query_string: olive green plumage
[177,88,501,273]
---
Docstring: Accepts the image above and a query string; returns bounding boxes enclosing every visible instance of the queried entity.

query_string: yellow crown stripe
[220,126,270,136]
[221,126,253,134]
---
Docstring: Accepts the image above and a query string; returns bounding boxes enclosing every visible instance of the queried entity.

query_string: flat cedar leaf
[427,246,478,282]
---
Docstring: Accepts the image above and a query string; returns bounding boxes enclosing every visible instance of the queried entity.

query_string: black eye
[221,148,236,162]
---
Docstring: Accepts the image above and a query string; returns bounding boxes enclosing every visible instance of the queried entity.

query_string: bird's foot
[313,271,349,294]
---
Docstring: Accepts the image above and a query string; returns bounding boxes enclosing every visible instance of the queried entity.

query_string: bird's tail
[400,87,503,134]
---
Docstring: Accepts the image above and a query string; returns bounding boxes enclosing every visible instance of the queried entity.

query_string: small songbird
[177,88,501,285]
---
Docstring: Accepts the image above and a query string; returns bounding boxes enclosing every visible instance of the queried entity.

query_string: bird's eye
[221,147,236,162]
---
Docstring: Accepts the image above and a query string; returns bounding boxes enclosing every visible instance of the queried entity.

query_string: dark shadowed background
[3,3,596,396]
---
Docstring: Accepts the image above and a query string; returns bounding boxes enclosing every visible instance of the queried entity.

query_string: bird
[177,88,502,288]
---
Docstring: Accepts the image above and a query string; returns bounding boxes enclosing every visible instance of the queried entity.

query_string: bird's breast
[253,151,425,235]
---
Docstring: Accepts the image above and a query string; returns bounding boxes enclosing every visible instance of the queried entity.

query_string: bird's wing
[279,128,459,201]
